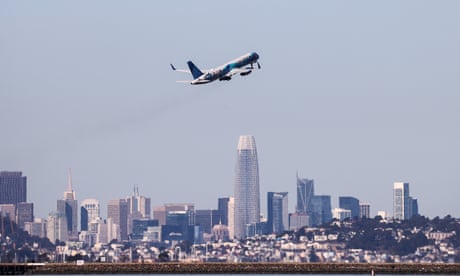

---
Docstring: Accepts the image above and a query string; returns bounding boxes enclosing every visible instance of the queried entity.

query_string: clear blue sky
[1,1,459,219]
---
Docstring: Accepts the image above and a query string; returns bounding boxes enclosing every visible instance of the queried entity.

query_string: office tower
[153,205,166,225]
[24,218,46,238]
[411,198,419,217]
[393,182,416,220]
[296,175,314,215]
[195,209,221,234]
[131,219,159,240]
[107,217,121,242]
[165,210,195,242]
[128,211,143,236]
[94,218,109,244]
[57,171,78,239]
[311,195,332,226]
[234,135,260,239]
[267,192,288,234]
[218,197,230,225]
[339,196,360,218]
[0,171,26,205]
[16,202,33,228]
[80,198,100,231]
[127,185,151,218]
[107,199,129,241]
[126,186,151,235]
[228,197,235,239]
[153,203,195,226]
[86,217,106,244]
[359,203,371,218]
[332,208,352,221]
[47,211,68,243]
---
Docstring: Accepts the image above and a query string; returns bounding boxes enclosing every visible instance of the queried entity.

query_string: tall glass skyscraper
[81,198,100,231]
[267,192,288,234]
[339,196,360,218]
[311,195,332,226]
[393,182,418,220]
[234,135,260,239]
[107,199,129,241]
[0,171,26,205]
[296,175,314,215]
[57,170,78,239]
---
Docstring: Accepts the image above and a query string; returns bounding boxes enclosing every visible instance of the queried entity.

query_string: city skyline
[2,1,459,220]
[0,168,435,223]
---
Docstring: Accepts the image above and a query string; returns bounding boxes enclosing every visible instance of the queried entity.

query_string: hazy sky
[1,1,459,219]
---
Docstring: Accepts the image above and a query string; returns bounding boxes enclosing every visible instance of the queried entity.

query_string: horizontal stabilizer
[170,63,190,73]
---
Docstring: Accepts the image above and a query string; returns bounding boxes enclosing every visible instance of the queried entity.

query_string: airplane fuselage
[189,52,260,85]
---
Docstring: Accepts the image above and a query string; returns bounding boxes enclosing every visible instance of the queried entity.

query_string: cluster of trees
[296,215,459,257]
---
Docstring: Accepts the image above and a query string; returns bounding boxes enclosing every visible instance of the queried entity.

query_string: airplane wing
[223,62,260,78]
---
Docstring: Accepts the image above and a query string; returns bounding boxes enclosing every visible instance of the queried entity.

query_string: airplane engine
[240,70,252,76]
[219,76,232,81]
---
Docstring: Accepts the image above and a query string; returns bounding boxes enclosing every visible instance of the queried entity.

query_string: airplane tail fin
[187,61,203,79]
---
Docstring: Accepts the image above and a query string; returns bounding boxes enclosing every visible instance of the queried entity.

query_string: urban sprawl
[0,136,459,263]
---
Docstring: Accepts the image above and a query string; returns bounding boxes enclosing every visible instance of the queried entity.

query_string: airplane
[170,52,260,85]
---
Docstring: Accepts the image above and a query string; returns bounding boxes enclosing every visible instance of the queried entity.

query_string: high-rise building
[0,171,26,205]
[228,197,235,239]
[127,185,151,218]
[393,182,418,220]
[359,203,371,218]
[218,197,230,225]
[107,199,129,241]
[47,211,68,243]
[267,192,288,234]
[195,209,221,234]
[411,197,419,217]
[153,203,194,226]
[296,175,314,215]
[131,219,159,240]
[24,218,46,238]
[57,170,78,239]
[87,217,107,244]
[339,196,360,218]
[234,135,260,239]
[153,205,166,225]
[126,186,151,235]
[165,210,195,242]
[332,208,352,221]
[80,198,100,231]
[16,202,33,228]
[311,195,332,226]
